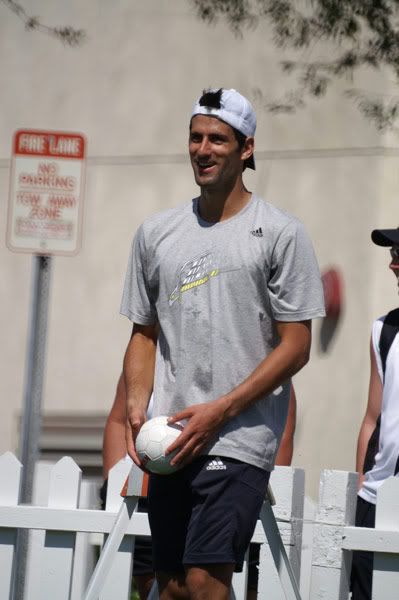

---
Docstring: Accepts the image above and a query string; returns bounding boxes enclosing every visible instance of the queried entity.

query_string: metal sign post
[7,129,86,599]
[14,254,52,600]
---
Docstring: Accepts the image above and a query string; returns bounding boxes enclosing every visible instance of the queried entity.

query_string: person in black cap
[350,227,399,600]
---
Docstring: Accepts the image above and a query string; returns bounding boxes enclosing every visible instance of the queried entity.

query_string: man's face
[189,115,253,189]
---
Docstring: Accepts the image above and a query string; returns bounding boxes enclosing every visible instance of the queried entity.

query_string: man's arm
[123,322,158,466]
[102,373,127,479]
[275,385,297,466]
[355,337,383,489]
[168,320,311,466]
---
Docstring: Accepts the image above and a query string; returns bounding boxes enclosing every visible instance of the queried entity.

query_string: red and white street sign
[7,129,86,255]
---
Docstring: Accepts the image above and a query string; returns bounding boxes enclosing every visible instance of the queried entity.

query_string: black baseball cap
[371,228,399,247]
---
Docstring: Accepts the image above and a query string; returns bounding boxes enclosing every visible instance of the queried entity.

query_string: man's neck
[198,178,252,223]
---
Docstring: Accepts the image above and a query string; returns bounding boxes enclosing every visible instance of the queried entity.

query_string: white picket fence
[0,452,398,600]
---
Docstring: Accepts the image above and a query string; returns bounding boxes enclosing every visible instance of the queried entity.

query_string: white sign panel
[7,129,86,255]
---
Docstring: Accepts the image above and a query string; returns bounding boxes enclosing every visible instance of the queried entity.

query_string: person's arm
[102,373,128,479]
[355,337,383,489]
[123,322,158,467]
[275,385,297,467]
[168,320,311,466]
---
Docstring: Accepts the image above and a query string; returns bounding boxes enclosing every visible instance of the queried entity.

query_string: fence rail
[0,451,398,599]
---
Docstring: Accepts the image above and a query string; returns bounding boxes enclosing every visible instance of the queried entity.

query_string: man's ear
[241,136,255,162]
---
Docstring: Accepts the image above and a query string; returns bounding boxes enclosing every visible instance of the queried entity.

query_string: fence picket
[273,466,305,581]
[309,469,357,600]
[0,452,22,600]
[99,459,136,600]
[25,461,52,600]
[255,467,304,599]
[70,480,99,600]
[373,477,399,600]
[29,457,81,600]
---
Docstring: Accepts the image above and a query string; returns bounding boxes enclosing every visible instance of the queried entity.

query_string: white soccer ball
[135,416,184,475]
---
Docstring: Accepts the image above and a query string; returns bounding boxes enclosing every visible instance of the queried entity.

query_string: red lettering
[18,134,46,154]
[17,192,41,206]
[38,162,58,175]
[29,206,62,220]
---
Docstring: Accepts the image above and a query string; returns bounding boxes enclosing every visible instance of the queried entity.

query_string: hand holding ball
[135,416,184,474]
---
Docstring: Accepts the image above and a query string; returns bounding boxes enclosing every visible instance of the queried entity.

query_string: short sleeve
[268,220,325,321]
[120,225,157,325]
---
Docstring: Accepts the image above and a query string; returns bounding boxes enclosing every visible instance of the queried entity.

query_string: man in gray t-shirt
[121,88,325,599]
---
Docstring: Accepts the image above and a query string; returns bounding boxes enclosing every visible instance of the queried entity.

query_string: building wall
[0,0,397,497]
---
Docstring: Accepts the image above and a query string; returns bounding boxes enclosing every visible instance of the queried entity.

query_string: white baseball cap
[191,88,256,169]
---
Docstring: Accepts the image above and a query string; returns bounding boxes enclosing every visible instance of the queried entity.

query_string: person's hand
[126,408,147,470]
[166,398,229,467]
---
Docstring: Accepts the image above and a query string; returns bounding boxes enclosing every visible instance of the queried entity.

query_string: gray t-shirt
[121,195,325,471]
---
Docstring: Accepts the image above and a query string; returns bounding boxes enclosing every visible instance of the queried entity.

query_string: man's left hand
[166,399,228,466]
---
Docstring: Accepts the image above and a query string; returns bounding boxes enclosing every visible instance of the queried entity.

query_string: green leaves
[191,0,399,128]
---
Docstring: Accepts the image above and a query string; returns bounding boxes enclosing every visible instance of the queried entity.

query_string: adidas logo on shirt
[251,227,263,237]
[206,457,226,471]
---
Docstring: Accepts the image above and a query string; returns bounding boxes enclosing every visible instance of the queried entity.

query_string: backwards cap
[192,88,256,169]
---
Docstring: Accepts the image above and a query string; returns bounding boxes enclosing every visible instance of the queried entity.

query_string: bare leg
[134,573,156,599]
[156,571,190,600]
[185,564,235,600]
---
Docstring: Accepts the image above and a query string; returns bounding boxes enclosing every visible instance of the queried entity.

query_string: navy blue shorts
[148,456,270,574]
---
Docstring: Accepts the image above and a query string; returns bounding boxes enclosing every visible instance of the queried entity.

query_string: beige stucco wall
[0,0,398,497]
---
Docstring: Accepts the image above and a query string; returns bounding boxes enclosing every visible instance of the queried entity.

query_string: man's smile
[195,161,217,175]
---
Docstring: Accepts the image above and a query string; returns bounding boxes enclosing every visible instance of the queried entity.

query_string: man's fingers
[126,432,150,472]
[126,420,144,467]
[126,440,140,466]
[174,442,203,467]
[168,410,191,424]
[126,431,139,464]
[169,436,199,466]
[165,431,186,455]
[165,426,199,456]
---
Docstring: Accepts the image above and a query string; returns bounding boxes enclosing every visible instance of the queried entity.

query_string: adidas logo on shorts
[206,457,226,471]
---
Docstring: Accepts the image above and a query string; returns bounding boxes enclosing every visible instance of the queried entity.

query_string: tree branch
[1,0,86,46]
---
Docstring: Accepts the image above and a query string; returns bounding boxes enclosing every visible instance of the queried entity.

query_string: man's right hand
[126,408,147,468]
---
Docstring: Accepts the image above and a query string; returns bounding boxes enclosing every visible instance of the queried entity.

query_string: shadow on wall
[319,267,344,352]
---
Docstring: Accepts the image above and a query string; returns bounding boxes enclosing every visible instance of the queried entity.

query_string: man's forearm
[219,325,310,420]
[102,374,128,478]
[123,323,157,413]
[103,419,127,478]
[275,386,296,466]
[167,323,310,466]
[123,323,158,463]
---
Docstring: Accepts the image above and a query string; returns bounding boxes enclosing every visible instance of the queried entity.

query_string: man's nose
[197,137,211,156]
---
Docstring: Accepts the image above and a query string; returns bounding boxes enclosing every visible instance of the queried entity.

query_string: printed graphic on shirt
[169,251,219,305]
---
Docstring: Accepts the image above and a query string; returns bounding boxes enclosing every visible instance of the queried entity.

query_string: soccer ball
[135,416,184,475]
